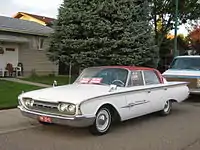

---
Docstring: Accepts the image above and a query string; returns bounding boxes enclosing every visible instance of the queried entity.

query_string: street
[0,96,200,150]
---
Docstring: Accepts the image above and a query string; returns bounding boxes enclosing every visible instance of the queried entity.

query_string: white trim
[38,37,45,51]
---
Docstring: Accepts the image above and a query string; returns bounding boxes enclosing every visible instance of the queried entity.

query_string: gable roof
[0,15,53,36]
[13,12,56,26]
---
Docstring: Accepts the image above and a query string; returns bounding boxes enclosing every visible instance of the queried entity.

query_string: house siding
[0,31,58,76]
[18,35,58,76]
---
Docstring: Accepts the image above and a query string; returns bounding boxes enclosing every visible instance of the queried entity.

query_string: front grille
[22,99,75,116]
[23,100,67,116]
[30,100,60,114]
[166,77,198,88]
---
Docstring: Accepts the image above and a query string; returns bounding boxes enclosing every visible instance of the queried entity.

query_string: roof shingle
[0,15,54,36]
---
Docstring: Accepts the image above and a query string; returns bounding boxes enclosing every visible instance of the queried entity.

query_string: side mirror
[53,80,57,87]
[109,84,117,92]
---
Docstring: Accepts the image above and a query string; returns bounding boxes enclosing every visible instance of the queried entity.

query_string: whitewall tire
[160,100,172,116]
[89,107,112,135]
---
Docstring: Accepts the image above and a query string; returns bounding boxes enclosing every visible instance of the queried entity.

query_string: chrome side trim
[121,100,150,109]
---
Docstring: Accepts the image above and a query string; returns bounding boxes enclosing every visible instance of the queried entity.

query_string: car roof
[89,66,156,71]
[175,55,200,58]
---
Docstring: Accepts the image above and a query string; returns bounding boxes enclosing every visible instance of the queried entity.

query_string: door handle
[147,90,151,93]
[164,88,168,91]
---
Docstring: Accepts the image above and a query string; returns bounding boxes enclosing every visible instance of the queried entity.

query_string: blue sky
[0,0,188,35]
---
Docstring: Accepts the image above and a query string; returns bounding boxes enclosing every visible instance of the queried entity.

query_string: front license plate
[39,116,52,123]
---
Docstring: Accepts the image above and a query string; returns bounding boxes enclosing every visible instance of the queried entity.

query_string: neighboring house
[13,12,55,26]
[0,15,58,76]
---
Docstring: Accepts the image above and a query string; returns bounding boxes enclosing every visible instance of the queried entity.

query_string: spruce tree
[48,0,159,68]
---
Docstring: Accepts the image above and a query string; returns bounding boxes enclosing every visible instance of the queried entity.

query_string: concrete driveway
[0,96,200,150]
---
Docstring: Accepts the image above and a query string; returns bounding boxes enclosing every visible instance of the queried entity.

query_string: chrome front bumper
[18,106,95,127]
[190,89,200,95]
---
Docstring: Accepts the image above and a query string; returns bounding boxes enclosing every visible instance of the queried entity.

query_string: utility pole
[174,0,179,58]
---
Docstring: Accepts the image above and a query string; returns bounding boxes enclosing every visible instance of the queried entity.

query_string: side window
[128,71,144,87]
[143,70,160,85]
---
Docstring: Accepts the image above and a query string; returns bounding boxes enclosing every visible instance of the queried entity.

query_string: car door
[143,70,165,112]
[124,71,152,119]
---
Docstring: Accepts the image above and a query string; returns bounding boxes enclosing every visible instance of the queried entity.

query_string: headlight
[23,98,34,108]
[197,79,200,88]
[58,103,76,115]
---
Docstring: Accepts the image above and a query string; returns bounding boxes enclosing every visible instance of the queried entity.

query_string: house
[0,15,58,77]
[13,12,56,26]
[12,12,75,76]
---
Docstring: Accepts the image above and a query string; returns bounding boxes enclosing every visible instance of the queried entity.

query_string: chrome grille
[29,100,60,115]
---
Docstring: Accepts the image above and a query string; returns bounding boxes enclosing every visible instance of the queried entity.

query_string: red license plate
[39,116,52,123]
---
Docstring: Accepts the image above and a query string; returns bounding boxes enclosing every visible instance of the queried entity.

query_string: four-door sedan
[18,66,189,135]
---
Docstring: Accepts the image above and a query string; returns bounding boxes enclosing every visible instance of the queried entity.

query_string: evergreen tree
[48,0,159,68]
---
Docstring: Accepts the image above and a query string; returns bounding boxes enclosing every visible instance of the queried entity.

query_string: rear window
[143,70,160,85]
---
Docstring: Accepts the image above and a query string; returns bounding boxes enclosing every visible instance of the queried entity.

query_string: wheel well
[169,99,178,103]
[98,104,121,122]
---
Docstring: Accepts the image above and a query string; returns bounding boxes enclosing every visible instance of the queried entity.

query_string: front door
[4,46,18,67]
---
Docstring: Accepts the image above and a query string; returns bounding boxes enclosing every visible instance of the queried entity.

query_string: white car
[163,55,200,94]
[18,66,189,135]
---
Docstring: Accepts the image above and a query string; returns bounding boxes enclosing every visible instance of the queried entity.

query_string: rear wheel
[89,107,112,135]
[160,100,172,116]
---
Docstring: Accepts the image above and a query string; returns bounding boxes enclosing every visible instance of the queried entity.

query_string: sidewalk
[0,78,51,88]
[0,108,40,134]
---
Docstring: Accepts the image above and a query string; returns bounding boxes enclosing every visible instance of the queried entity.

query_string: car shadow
[184,95,200,108]
[111,107,188,130]
[184,95,200,103]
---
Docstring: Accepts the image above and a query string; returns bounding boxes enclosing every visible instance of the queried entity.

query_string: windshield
[74,67,129,87]
[170,57,200,70]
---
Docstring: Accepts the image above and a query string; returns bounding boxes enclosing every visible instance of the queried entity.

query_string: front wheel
[89,107,112,135]
[160,100,172,116]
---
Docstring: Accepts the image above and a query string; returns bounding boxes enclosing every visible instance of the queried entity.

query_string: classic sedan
[18,66,189,135]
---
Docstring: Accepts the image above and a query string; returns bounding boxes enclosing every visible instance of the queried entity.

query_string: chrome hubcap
[96,109,110,132]
[164,101,170,112]
[98,115,107,125]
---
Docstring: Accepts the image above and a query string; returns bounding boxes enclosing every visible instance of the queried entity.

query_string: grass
[0,80,42,109]
[20,75,77,86]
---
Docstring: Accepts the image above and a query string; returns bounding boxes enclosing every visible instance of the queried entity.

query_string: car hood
[19,84,114,104]
[163,69,200,78]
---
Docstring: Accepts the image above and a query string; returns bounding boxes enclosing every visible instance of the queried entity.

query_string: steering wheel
[111,80,125,87]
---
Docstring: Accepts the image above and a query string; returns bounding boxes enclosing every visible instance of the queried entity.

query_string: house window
[5,48,15,51]
[38,38,44,50]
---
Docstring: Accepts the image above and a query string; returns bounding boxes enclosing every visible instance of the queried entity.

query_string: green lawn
[20,75,77,86]
[0,80,42,109]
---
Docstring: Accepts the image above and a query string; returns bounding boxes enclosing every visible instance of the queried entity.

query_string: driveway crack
[180,138,200,150]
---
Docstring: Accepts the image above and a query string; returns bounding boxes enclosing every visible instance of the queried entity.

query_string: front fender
[79,99,123,120]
